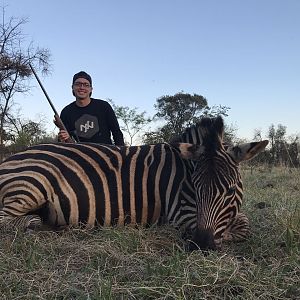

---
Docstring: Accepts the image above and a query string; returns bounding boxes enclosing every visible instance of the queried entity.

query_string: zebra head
[175,117,268,251]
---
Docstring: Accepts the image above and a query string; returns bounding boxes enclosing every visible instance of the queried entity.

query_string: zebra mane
[171,116,224,151]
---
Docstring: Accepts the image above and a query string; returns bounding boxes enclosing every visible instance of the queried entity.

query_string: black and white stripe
[0,117,268,250]
[171,117,268,249]
[0,143,199,227]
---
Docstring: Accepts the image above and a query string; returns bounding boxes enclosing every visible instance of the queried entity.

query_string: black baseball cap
[72,71,92,86]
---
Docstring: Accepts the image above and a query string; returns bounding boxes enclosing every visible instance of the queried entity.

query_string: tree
[155,92,208,136]
[108,99,153,145]
[268,124,276,164]
[223,123,238,145]
[4,110,53,150]
[275,124,287,165]
[253,128,263,142]
[267,123,291,166]
[143,92,230,143]
[287,140,299,168]
[0,7,51,160]
[2,113,57,159]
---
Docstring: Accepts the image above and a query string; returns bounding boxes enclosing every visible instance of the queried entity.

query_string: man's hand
[58,129,71,142]
[53,115,75,143]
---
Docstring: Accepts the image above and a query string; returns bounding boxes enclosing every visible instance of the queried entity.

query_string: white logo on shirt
[75,114,99,139]
[80,121,94,133]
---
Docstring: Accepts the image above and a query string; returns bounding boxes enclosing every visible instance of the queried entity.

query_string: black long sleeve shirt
[60,98,125,145]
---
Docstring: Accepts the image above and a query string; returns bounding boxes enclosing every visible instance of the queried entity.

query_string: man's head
[72,71,93,99]
[72,71,92,86]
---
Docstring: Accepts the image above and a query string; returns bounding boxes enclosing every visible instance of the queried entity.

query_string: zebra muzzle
[187,228,217,251]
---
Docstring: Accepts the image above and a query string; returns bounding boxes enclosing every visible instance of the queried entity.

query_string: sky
[3,0,300,141]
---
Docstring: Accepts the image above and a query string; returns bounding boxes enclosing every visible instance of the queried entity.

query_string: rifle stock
[53,115,75,143]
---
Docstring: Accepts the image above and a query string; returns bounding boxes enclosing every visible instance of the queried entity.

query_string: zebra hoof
[26,216,42,231]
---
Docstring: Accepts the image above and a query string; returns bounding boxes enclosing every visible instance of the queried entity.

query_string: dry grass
[0,168,299,299]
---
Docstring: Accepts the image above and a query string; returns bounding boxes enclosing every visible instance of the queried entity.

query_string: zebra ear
[227,140,269,163]
[171,143,205,160]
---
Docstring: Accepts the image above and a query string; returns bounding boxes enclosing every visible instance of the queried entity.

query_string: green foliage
[268,124,287,165]
[155,92,208,132]
[270,125,299,167]
[0,7,51,160]
[143,92,230,144]
[4,118,55,154]
[251,124,300,168]
[108,99,153,145]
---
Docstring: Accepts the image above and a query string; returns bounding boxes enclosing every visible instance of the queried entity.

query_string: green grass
[0,168,299,299]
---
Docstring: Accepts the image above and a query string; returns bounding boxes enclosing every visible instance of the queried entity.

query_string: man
[56,71,125,145]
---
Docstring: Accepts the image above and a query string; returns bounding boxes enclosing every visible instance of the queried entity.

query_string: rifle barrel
[29,64,59,116]
[29,64,75,143]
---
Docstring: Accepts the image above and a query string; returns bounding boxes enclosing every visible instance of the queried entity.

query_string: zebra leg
[222,212,250,242]
[0,209,42,232]
[0,195,45,232]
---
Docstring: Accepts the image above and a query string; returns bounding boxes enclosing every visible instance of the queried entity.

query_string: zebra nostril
[187,228,217,251]
[214,239,222,249]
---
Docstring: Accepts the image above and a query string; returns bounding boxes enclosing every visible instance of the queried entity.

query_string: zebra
[171,117,262,248]
[0,117,268,250]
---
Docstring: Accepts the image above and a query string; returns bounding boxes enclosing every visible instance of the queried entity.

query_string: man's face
[72,78,92,99]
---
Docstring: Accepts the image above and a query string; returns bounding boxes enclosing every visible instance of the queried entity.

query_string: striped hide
[0,117,268,250]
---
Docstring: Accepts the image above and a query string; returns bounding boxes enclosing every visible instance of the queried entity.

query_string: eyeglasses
[73,82,91,88]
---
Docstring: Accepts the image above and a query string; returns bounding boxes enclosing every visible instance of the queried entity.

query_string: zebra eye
[226,186,236,196]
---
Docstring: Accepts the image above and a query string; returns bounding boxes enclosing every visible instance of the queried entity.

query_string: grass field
[0,168,299,299]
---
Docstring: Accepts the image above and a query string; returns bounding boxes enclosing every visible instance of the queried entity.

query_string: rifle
[29,64,75,143]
